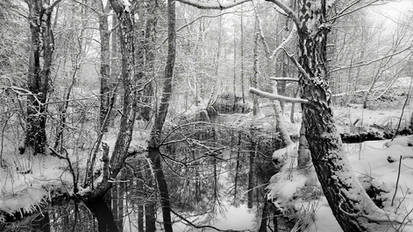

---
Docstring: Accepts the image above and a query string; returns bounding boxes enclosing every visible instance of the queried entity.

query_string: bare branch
[270,25,297,60]
[250,87,308,103]
[251,1,270,57]
[269,77,299,82]
[176,0,251,9]
[49,0,64,10]
[328,0,381,22]
[331,45,412,73]
[265,0,299,26]
[281,48,312,80]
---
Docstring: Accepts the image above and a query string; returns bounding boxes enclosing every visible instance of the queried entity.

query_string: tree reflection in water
[8,124,287,232]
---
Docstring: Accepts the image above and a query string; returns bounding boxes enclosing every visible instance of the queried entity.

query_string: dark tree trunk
[139,0,158,122]
[146,0,176,231]
[247,132,256,208]
[98,5,112,130]
[148,148,173,232]
[258,201,269,232]
[145,202,156,232]
[86,197,119,232]
[24,0,56,155]
[144,159,157,232]
[233,131,242,200]
[137,205,144,232]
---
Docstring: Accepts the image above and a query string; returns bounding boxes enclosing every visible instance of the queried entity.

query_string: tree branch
[49,0,64,10]
[250,87,308,103]
[269,77,299,82]
[176,0,251,9]
[331,45,412,73]
[281,48,312,80]
[265,0,299,26]
[270,25,297,60]
[170,208,251,232]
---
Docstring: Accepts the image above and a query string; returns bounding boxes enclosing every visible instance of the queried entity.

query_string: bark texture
[296,0,399,231]
[146,0,176,231]
[24,0,56,155]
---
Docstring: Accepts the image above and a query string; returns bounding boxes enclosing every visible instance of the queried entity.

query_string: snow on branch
[281,48,312,80]
[250,87,308,104]
[176,0,251,9]
[265,0,299,26]
[270,25,297,60]
[269,77,299,82]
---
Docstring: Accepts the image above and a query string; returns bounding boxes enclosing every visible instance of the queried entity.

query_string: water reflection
[7,125,284,232]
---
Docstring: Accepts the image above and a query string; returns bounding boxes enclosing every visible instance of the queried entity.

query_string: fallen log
[340,128,413,144]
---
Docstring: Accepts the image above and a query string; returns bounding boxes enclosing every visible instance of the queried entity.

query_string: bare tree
[22,0,62,155]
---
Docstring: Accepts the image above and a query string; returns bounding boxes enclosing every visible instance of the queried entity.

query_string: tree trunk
[83,0,139,201]
[247,131,256,208]
[240,4,245,112]
[258,200,269,232]
[110,13,120,126]
[137,205,144,232]
[24,0,56,155]
[233,24,237,110]
[140,0,158,122]
[145,202,156,232]
[272,83,292,146]
[148,148,173,232]
[252,13,259,116]
[290,88,299,123]
[146,0,176,231]
[297,1,398,231]
[233,131,242,200]
[98,7,112,130]
[297,122,310,168]
[86,197,119,232]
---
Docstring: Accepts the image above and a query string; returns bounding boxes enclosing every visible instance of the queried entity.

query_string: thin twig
[391,155,403,207]
[392,77,413,141]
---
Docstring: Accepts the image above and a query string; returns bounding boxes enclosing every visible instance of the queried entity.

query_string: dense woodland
[0,0,413,231]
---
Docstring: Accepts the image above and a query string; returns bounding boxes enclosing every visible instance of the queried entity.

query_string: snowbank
[268,135,413,232]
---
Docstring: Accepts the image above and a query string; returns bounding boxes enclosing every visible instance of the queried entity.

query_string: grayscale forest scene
[0,0,413,231]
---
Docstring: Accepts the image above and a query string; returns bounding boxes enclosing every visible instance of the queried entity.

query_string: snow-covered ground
[0,154,70,220]
[269,135,413,232]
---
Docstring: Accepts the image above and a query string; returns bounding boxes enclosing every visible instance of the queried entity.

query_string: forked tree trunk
[297,1,399,231]
[24,0,56,155]
[83,0,138,201]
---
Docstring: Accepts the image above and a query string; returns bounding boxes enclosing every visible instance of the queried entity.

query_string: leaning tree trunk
[297,1,399,231]
[24,0,55,155]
